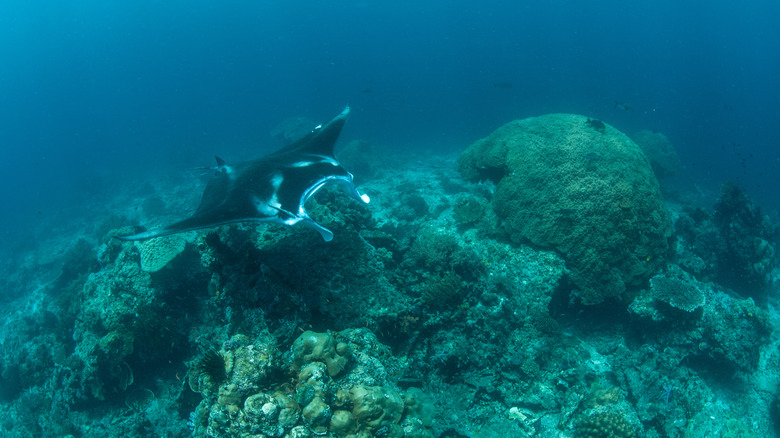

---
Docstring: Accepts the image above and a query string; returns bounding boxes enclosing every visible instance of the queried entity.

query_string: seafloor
[0,116,778,438]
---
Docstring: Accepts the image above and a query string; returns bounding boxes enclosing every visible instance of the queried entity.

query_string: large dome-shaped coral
[459,114,673,304]
[630,129,682,177]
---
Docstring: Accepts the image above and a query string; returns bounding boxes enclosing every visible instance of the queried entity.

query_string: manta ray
[115,106,369,242]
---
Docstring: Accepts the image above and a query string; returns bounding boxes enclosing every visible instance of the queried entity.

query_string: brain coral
[459,114,673,304]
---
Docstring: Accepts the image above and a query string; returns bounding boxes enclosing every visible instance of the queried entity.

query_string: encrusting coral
[292,330,350,377]
[190,329,435,437]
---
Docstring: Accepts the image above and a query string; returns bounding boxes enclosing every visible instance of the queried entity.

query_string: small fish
[614,101,632,111]
[586,118,606,133]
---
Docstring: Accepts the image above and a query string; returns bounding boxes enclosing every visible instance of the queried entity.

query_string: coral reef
[189,329,435,438]
[630,277,769,373]
[452,195,486,226]
[292,330,350,377]
[713,182,776,300]
[188,347,227,392]
[0,138,777,438]
[650,272,706,313]
[574,411,636,438]
[674,182,776,302]
[631,129,683,177]
[458,113,674,303]
[634,265,708,318]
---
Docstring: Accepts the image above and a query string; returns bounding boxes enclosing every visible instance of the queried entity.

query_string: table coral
[649,271,706,313]
[459,113,674,303]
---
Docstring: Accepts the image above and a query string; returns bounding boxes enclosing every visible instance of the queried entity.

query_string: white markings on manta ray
[115,106,369,242]
[287,155,340,168]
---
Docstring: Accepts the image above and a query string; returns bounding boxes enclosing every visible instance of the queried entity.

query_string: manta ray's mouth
[299,175,370,216]
[286,174,370,242]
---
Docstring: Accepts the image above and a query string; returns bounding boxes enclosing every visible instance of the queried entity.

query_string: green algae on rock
[459,114,674,304]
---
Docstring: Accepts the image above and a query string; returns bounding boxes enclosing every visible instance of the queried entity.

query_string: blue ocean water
[1,0,779,251]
